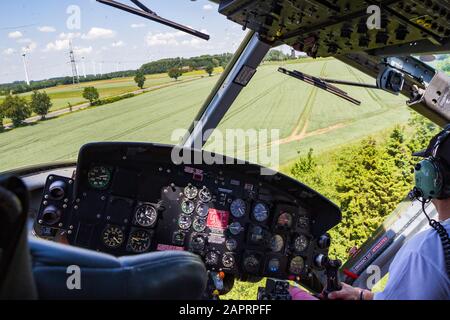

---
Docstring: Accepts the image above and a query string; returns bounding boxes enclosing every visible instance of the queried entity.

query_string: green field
[0,59,410,172]
[0,68,222,114]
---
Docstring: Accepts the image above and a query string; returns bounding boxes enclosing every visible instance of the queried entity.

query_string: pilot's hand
[327,283,363,300]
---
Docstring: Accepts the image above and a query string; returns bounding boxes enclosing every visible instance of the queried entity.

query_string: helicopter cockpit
[1,0,449,301]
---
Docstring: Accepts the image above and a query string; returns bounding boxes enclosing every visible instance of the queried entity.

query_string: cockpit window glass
[0,0,245,172]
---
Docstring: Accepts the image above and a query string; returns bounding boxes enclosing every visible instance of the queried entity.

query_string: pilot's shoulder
[401,221,450,256]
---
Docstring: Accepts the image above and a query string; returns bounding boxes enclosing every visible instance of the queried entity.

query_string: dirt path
[2,76,204,130]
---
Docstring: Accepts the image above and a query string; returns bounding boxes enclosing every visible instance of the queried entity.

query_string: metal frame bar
[96,0,210,41]
[182,32,271,148]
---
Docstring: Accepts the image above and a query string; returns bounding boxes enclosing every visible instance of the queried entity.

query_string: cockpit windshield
[0,0,246,172]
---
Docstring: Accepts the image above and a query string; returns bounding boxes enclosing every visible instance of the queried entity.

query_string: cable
[420,200,450,278]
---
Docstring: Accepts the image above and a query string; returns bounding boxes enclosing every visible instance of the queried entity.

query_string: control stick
[315,254,342,299]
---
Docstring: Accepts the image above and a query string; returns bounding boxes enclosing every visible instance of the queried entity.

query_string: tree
[82,87,100,104]
[1,94,31,127]
[134,70,146,89]
[205,64,214,77]
[30,91,52,120]
[168,67,183,81]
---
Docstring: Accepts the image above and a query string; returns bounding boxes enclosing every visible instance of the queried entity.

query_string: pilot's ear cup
[414,159,443,199]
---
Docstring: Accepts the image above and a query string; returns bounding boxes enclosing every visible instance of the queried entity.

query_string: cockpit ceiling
[216,0,450,57]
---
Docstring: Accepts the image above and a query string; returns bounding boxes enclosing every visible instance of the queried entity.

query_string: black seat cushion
[30,237,207,300]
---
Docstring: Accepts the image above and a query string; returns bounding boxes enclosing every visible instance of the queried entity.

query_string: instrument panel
[34,142,341,284]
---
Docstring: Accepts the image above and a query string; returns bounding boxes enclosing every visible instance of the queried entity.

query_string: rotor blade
[278,67,361,106]
[97,0,210,41]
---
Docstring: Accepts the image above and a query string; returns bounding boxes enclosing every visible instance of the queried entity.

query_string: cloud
[43,39,70,52]
[17,38,33,44]
[112,41,125,47]
[59,32,81,40]
[3,48,16,55]
[203,4,213,11]
[38,26,56,33]
[74,46,93,56]
[131,23,146,28]
[82,27,116,40]
[8,31,23,39]
[146,31,185,46]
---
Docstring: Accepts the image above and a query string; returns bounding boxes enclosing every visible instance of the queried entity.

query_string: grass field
[0,59,410,172]
[0,68,223,113]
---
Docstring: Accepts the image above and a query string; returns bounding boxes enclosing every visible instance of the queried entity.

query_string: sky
[0,0,249,84]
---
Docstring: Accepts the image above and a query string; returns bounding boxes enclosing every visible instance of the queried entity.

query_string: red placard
[207,209,230,230]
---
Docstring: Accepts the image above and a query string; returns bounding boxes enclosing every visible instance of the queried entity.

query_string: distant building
[290,49,296,59]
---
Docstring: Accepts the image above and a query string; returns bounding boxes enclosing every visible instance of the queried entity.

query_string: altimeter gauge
[102,225,124,249]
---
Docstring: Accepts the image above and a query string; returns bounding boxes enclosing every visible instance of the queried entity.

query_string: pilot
[328,125,450,300]
[290,126,450,300]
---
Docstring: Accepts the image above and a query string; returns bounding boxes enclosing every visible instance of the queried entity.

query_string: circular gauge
[289,256,305,275]
[184,184,198,200]
[268,258,280,273]
[181,199,195,215]
[243,254,260,273]
[225,238,238,251]
[102,226,124,249]
[205,251,219,266]
[230,199,246,218]
[128,229,151,253]
[297,216,309,229]
[222,253,235,268]
[178,215,192,230]
[270,234,285,253]
[198,187,212,203]
[196,203,209,217]
[135,204,158,227]
[294,234,309,252]
[228,221,243,235]
[277,212,293,228]
[193,217,207,232]
[252,202,269,222]
[190,235,206,252]
[88,166,111,189]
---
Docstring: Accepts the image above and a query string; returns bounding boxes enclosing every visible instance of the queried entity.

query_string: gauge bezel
[293,234,309,253]
[87,166,112,190]
[230,198,247,218]
[198,187,212,203]
[192,217,207,232]
[289,256,305,275]
[252,202,270,222]
[128,229,151,253]
[184,184,198,200]
[102,225,124,249]
[196,202,209,217]
[181,199,195,215]
[134,203,158,228]
[178,215,193,230]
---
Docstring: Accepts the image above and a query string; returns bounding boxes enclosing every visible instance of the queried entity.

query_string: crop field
[0,59,410,173]
[0,68,222,113]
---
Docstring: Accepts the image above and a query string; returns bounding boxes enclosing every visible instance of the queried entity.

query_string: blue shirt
[374,218,450,300]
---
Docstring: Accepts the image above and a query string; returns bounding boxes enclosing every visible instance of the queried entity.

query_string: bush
[31,91,52,119]
[1,94,31,127]
[91,93,135,106]
[134,70,146,89]
[168,67,182,81]
[205,64,214,76]
[83,87,100,104]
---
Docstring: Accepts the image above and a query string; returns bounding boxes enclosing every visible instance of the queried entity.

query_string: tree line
[289,113,440,261]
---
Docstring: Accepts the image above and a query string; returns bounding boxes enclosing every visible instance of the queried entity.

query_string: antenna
[21,53,30,86]
[69,41,80,84]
